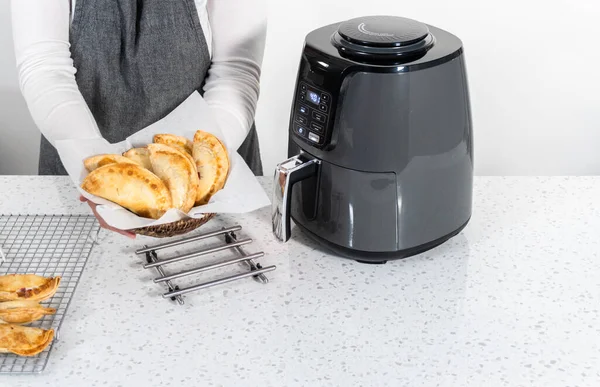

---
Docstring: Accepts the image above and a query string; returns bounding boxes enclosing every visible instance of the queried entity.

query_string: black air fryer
[272,15,473,263]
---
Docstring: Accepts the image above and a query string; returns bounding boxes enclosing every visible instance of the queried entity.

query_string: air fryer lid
[332,16,435,61]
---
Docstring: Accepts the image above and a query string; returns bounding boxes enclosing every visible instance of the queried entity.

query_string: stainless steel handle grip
[272,155,320,242]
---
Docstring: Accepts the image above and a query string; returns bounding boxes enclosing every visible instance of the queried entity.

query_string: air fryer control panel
[292,82,332,148]
[289,44,349,151]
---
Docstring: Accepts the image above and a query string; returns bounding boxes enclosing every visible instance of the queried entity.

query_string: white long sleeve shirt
[10,0,267,151]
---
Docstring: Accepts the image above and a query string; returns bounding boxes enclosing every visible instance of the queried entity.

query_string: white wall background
[0,3,40,175]
[1,0,599,176]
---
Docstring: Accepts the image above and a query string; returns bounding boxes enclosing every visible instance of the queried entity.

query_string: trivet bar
[135,225,242,254]
[143,238,252,269]
[153,251,265,283]
[162,265,277,298]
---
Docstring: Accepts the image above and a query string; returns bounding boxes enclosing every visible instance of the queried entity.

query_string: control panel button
[319,104,328,112]
[295,126,306,137]
[321,94,330,102]
[308,132,321,144]
[301,84,307,91]
[299,105,308,115]
[295,115,307,125]
[312,111,326,123]
[310,122,324,132]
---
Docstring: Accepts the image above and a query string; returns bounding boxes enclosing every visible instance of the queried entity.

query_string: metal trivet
[0,214,100,374]
[136,225,276,304]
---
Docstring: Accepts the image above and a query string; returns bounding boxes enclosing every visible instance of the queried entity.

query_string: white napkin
[54,91,270,231]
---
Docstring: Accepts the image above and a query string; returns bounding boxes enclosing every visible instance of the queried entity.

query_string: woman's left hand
[79,196,136,239]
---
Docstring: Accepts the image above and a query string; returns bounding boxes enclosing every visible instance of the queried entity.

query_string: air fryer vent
[331,16,435,63]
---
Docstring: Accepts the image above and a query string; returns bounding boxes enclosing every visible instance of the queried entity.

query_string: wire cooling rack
[0,214,100,374]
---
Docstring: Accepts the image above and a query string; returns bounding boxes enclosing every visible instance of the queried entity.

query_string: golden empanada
[0,301,56,324]
[0,324,54,356]
[0,275,60,302]
[152,143,200,204]
[147,143,197,213]
[192,130,230,205]
[153,134,193,155]
[83,154,139,172]
[81,163,172,219]
[122,148,153,171]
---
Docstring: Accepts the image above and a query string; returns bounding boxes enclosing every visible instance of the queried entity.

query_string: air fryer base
[293,217,470,264]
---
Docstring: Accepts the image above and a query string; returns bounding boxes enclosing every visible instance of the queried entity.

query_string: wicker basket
[128,213,216,238]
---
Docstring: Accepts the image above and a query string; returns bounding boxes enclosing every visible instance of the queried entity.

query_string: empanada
[147,144,197,213]
[151,142,200,203]
[81,163,172,219]
[192,130,230,205]
[153,134,193,155]
[0,301,56,324]
[0,324,54,356]
[83,154,139,172]
[122,148,153,171]
[0,275,60,302]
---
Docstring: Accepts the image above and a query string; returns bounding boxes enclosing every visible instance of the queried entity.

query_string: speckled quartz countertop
[0,176,599,387]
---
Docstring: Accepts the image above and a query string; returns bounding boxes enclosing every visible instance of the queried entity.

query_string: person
[11,0,267,238]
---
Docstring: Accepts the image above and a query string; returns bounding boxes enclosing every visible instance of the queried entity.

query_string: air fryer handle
[272,155,320,242]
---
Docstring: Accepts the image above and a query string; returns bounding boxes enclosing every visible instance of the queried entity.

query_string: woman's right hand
[79,196,136,239]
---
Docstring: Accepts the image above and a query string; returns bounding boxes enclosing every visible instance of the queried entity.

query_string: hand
[79,196,136,239]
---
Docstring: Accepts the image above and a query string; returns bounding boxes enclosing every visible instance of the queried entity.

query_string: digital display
[307,90,320,105]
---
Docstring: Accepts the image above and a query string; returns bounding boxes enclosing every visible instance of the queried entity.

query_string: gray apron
[39,0,263,176]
